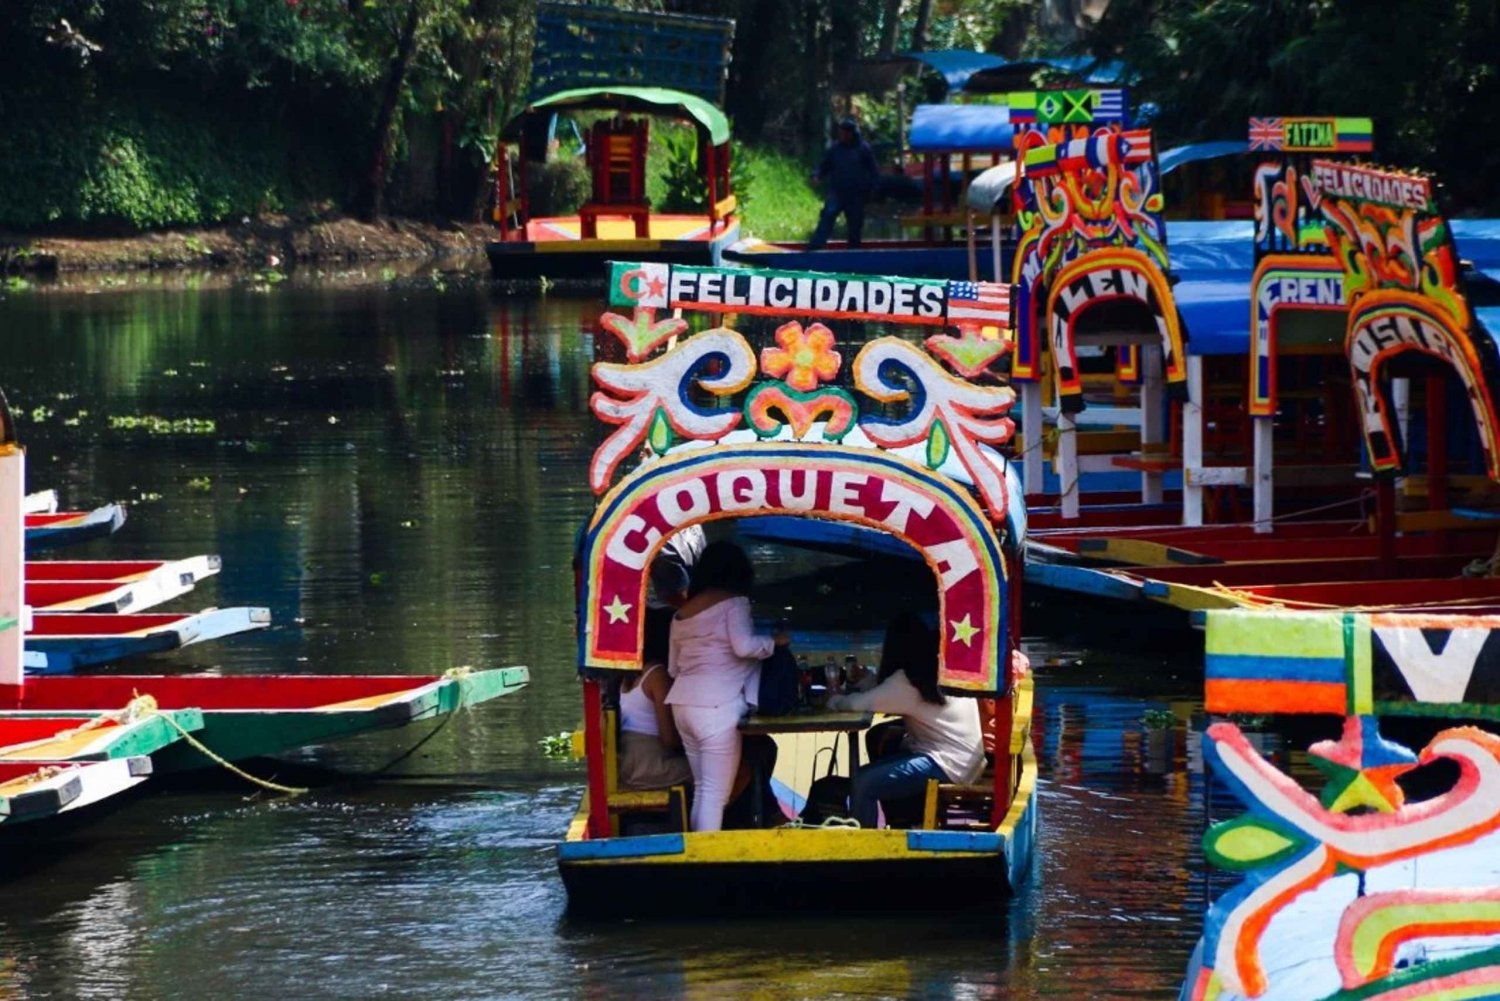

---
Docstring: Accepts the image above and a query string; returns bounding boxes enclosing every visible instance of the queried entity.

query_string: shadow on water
[0,278,1229,999]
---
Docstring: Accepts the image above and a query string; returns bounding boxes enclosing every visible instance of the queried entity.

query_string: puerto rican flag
[946,280,1011,325]
[1249,117,1285,151]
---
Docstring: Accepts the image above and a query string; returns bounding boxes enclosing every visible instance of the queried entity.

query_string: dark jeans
[850,752,947,829]
[809,194,866,250]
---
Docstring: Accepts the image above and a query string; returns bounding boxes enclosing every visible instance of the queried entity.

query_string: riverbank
[0,214,494,274]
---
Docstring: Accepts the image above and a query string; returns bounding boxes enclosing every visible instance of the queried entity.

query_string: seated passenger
[667,541,790,832]
[617,607,694,791]
[827,613,984,828]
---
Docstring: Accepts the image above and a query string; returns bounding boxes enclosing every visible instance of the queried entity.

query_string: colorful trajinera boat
[724,87,1131,282]
[560,259,1036,914]
[1182,606,1500,999]
[1027,151,1500,624]
[485,4,740,279]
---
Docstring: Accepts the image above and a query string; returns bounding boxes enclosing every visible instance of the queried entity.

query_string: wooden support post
[0,397,23,696]
[1427,374,1448,513]
[966,210,977,281]
[1183,355,1204,527]
[1059,410,1079,519]
[1140,345,1165,505]
[705,140,718,228]
[990,212,1002,284]
[1376,475,1397,574]
[1253,417,1273,533]
[582,678,610,839]
[1022,382,1044,500]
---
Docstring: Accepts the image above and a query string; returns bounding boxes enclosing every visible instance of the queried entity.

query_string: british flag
[1249,117,1285,151]
[946,280,1011,325]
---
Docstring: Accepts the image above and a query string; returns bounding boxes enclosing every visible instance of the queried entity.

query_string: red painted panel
[26,613,192,636]
[24,562,164,581]
[6,675,442,711]
[24,512,93,528]
[0,716,121,744]
[25,581,120,607]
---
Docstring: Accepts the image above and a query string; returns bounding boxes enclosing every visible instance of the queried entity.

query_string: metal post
[1022,382,1044,500]
[1140,344,1165,505]
[1253,417,1273,532]
[1183,356,1204,526]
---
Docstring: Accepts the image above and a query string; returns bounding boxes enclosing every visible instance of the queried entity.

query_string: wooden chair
[583,708,688,834]
[579,119,650,239]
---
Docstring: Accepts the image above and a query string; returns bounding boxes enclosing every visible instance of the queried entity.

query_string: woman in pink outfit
[666,541,789,832]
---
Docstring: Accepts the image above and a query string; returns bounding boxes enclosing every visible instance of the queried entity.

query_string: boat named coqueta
[560,260,1036,916]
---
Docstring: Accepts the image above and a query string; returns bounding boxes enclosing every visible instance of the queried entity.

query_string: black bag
[800,746,853,825]
[757,644,799,716]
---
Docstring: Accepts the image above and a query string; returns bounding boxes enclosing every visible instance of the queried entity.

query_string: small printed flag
[946,280,1011,326]
[1094,89,1127,122]
[1248,117,1285,151]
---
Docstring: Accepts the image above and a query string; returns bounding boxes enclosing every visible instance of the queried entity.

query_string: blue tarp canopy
[1158,141,1249,175]
[908,104,1015,153]
[898,50,1006,92]
[964,56,1126,91]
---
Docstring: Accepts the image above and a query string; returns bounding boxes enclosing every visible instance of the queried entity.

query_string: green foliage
[1082,0,1500,212]
[656,127,705,214]
[526,158,590,217]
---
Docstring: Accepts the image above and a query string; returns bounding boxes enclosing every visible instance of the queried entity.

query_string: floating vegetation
[538,732,575,758]
[108,414,218,435]
[187,476,212,492]
[29,406,54,423]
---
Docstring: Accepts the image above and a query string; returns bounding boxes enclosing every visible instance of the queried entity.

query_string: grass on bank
[735,145,822,242]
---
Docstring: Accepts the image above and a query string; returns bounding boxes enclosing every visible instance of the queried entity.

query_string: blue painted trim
[1205,652,1345,683]
[1024,561,1143,602]
[1141,581,1169,598]
[558,833,686,861]
[907,829,1004,854]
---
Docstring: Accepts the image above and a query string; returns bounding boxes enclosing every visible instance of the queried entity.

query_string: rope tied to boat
[128,689,308,796]
[779,815,862,830]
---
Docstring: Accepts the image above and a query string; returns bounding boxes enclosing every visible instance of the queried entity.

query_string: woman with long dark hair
[828,612,984,828]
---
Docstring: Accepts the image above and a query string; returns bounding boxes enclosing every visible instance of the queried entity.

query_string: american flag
[1249,117,1285,151]
[946,280,1011,325]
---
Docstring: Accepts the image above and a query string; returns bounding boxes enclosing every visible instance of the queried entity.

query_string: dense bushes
[0,98,334,231]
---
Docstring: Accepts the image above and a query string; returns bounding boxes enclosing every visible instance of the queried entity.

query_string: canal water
[0,274,1221,999]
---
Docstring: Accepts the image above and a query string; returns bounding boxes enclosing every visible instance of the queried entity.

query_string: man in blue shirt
[808,118,880,250]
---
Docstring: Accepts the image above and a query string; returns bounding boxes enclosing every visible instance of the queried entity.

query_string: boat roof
[908,104,1015,153]
[899,50,1006,91]
[1158,140,1248,174]
[505,86,731,145]
[964,141,1247,215]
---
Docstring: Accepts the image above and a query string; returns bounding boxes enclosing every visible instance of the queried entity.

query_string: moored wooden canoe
[23,607,272,673]
[23,505,127,553]
[0,668,529,772]
[25,555,222,613]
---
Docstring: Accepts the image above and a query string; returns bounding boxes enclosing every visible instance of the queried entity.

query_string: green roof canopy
[506,86,731,145]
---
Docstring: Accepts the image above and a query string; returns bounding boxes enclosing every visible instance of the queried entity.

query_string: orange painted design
[760,321,841,392]
[1205,679,1347,715]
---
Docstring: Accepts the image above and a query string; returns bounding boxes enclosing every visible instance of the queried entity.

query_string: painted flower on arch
[760,321,841,392]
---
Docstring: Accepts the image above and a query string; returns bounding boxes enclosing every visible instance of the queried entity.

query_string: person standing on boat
[666,541,790,832]
[808,118,880,251]
[827,613,984,828]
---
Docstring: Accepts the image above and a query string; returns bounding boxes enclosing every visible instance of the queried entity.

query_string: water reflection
[0,280,1225,998]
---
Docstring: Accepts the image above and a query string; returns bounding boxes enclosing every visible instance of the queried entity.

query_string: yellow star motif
[950,614,980,646]
[604,595,633,624]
